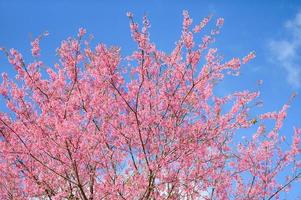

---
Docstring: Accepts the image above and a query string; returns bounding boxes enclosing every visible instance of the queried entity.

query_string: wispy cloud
[269,11,301,89]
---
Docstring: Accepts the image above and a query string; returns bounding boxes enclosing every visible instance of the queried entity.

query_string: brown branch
[267,172,301,200]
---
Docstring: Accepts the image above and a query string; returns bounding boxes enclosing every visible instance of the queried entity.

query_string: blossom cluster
[0,11,299,200]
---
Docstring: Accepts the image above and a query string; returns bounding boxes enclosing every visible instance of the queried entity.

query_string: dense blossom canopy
[0,11,300,200]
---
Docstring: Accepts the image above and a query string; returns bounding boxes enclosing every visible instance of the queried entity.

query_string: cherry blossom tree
[0,11,300,200]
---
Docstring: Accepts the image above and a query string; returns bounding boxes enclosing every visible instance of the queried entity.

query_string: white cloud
[269,11,301,89]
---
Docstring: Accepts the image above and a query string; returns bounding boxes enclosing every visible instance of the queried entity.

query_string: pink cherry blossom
[216,17,224,27]
[242,51,256,64]
[78,27,87,38]
[31,38,40,57]
[0,11,299,200]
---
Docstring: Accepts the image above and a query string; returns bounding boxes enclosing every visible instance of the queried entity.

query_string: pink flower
[227,58,241,70]
[216,17,224,27]
[193,15,212,33]
[183,32,194,49]
[0,11,299,200]
[31,38,40,57]
[242,51,256,64]
[78,27,86,37]
[182,10,193,31]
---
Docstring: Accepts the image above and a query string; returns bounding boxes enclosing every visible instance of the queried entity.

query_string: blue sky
[0,0,300,199]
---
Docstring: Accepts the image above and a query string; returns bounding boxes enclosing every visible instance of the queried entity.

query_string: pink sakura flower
[182,10,192,31]
[242,51,256,64]
[31,38,40,57]
[275,104,289,131]
[183,32,194,49]
[227,58,241,70]
[78,27,86,38]
[260,112,278,120]
[10,48,19,57]
[229,161,235,167]
[193,15,212,33]
[216,17,224,27]
[291,128,301,156]
[0,73,8,96]
[0,11,299,200]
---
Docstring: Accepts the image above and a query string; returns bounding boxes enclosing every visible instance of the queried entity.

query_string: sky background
[0,0,301,199]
